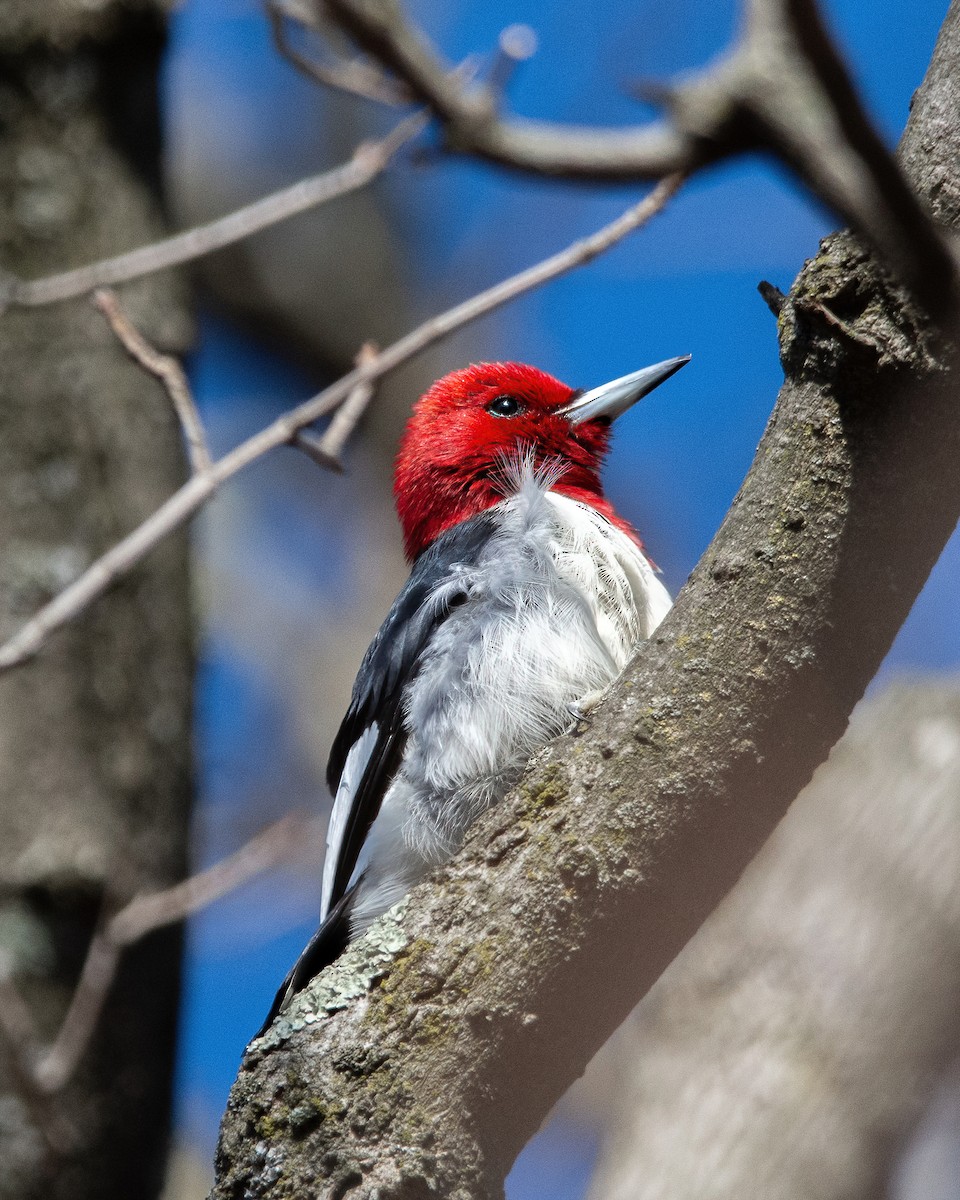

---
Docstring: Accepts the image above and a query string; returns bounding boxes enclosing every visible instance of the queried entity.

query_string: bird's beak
[559,355,691,425]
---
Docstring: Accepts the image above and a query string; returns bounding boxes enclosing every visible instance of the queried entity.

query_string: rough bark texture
[588,683,960,1200]
[212,6,960,1199]
[0,6,192,1200]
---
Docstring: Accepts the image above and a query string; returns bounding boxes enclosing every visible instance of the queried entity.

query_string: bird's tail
[254,883,357,1039]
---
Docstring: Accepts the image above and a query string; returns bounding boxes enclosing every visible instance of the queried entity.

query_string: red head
[394,358,689,560]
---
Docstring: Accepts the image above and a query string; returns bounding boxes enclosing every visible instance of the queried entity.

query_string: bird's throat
[398,467,637,561]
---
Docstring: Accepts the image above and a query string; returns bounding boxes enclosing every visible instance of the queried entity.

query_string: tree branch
[302,341,379,466]
[0,967,79,1155]
[0,175,683,675]
[309,0,955,312]
[94,289,212,475]
[107,813,316,948]
[0,813,314,1119]
[33,813,314,1096]
[0,113,425,312]
[268,0,410,104]
[210,5,960,1198]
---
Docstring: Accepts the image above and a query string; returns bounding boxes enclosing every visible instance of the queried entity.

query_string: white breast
[542,490,672,666]
[342,475,672,935]
[397,480,671,850]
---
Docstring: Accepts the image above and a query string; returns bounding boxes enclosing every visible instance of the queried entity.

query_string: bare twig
[0,174,684,674]
[315,0,687,177]
[291,342,378,471]
[268,0,409,104]
[94,289,212,474]
[0,812,311,1150]
[302,340,380,469]
[291,430,345,473]
[305,0,696,175]
[0,963,79,1154]
[486,24,538,98]
[33,813,313,1095]
[108,812,315,947]
[0,113,426,312]
[0,811,313,1148]
[32,934,121,1099]
[312,0,955,311]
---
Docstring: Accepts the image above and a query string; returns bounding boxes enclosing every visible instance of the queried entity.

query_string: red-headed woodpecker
[262,355,689,1030]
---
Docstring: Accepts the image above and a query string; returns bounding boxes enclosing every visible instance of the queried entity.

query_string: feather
[263,466,671,1029]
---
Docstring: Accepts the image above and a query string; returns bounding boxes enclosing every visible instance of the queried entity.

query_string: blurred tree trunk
[0,4,193,1199]
[587,683,960,1200]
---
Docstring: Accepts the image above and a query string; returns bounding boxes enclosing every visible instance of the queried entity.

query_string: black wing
[256,512,498,1037]
[320,510,498,919]
[259,511,499,1036]
[257,882,360,1035]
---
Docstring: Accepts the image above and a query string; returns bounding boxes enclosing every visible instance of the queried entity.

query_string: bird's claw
[567,690,603,733]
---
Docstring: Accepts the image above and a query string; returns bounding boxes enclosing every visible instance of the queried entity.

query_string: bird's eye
[486,395,524,418]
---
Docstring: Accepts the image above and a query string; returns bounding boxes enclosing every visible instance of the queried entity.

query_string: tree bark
[212,5,960,1198]
[588,683,960,1200]
[0,4,193,1198]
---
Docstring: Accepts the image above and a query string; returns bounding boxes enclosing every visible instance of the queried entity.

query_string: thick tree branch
[211,5,960,1199]
[0,176,682,674]
[310,0,955,311]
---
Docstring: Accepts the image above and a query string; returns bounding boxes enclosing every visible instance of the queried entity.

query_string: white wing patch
[320,721,379,921]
